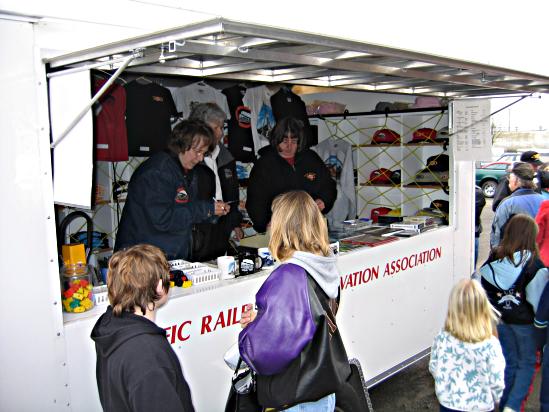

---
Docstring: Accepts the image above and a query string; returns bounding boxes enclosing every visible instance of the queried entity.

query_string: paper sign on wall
[49,70,93,208]
[452,99,492,161]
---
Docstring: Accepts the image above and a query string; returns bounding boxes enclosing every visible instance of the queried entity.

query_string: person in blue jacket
[239,190,350,411]
[535,282,549,412]
[490,162,544,248]
[114,120,230,260]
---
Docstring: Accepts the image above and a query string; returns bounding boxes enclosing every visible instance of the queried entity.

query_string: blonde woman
[429,279,505,412]
[238,190,350,411]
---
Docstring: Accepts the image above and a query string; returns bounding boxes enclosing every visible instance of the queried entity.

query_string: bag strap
[489,256,542,293]
[515,257,544,293]
[487,262,505,291]
[233,357,244,375]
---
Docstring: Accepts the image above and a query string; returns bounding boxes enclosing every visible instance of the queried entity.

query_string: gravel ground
[367,198,542,411]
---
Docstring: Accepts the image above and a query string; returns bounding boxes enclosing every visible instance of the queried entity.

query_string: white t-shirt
[171,82,230,119]
[242,85,276,154]
[204,145,223,201]
[312,138,356,228]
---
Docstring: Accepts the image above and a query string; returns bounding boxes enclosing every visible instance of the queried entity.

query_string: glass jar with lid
[61,263,94,313]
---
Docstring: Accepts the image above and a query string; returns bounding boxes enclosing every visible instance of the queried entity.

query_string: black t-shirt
[222,85,255,162]
[270,88,315,147]
[125,81,177,157]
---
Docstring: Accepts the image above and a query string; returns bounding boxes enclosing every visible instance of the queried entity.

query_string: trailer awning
[45,17,549,97]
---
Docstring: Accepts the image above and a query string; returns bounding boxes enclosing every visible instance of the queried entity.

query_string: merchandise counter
[64,226,459,411]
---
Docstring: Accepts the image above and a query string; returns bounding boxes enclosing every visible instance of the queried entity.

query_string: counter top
[62,265,275,325]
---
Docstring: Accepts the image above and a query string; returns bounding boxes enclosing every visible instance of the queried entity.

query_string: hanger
[135,75,153,85]
[92,70,127,85]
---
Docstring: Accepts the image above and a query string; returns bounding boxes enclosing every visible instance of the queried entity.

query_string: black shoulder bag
[225,357,261,412]
[255,276,351,410]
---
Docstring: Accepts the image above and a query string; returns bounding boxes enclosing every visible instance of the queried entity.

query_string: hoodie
[287,251,339,298]
[480,251,549,312]
[239,252,340,375]
[91,306,194,412]
[536,200,549,266]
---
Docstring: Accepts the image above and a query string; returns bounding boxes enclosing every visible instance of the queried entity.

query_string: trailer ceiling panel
[45,17,549,97]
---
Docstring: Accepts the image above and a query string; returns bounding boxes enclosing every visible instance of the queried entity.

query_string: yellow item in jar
[72,292,84,300]
[83,289,89,298]
[183,280,192,288]
[63,300,72,312]
[73,306,85,313]
[62,243,86,267]
[81,298,93,310]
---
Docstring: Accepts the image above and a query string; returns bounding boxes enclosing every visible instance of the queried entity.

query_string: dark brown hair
[107,244,170,316]
[494,214,540,265]
[538,162,549,189]
[168,119,215,156]
[270,117,306,153]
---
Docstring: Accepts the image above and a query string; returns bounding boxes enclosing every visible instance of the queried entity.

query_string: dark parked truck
[475,162,510,197]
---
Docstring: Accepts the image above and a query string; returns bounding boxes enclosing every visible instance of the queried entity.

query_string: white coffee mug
[258,247,274,267]
[217,255,236,279]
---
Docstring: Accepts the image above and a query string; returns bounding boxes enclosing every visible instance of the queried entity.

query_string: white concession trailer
[1,2,549,411]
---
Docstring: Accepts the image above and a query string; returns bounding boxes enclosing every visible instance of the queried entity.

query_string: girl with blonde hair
[239,190,350,411]
[429,278,505,412]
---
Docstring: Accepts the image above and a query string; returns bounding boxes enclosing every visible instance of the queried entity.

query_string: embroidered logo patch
[304,172,317,181]
[152,95,164,102]
[175,186,189,203]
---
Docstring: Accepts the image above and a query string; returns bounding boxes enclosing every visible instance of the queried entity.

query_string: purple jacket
[238,263,317,375]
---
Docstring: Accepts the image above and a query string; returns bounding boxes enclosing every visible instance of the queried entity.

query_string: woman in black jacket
[246,117,336,233]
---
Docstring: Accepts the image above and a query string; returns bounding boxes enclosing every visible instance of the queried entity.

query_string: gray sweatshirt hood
[286,251,339,298]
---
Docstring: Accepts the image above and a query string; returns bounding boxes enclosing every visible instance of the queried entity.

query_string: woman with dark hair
[479,214,548,412]
[246,117,336,233]
[114,119,231,260]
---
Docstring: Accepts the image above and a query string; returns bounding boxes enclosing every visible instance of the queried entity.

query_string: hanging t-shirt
[125,80,177,157]
[171,82,230,119]
[312,138,356,228]
[222,85,255,162]
[270,87,315,148]
[93,78,128,161]
[243,85,276,155]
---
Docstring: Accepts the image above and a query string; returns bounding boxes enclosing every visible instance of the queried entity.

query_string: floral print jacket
[429,331,505,411]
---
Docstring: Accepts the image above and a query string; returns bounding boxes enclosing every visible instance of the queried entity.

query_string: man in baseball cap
[520,150,543,166]
[492,150,543,211]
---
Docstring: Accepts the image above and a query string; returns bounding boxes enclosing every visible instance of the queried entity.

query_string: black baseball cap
[520,150,542,166]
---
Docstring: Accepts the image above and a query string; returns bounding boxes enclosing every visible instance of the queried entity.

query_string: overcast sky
[491,94,549,132]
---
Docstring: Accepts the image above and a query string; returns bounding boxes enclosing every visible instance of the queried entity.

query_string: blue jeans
[498,323,538,411]
[542,340,549,412]
[283,393,335,412]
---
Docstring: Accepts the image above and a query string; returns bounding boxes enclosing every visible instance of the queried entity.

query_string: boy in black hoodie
[91,244,194,412]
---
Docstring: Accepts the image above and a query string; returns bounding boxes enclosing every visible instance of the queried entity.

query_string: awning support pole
[50,53,135,149]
